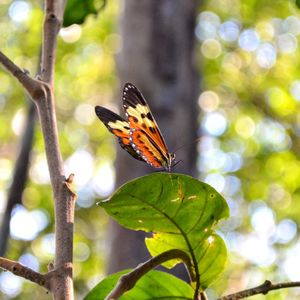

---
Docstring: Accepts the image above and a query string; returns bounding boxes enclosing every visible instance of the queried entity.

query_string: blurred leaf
[98,173,229,288]
[296,0,300,9]
[84,269,194,300]
[63,0,106,27]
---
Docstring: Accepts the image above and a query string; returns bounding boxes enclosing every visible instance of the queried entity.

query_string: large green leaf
[84,269,194,300]
[98,173,229,289]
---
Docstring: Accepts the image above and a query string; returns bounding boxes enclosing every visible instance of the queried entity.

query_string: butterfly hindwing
[129,129,166,168]
[95,106,143,161]
[122,83,172,169]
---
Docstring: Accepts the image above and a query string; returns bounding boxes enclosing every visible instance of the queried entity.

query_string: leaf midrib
[128,193,200,287]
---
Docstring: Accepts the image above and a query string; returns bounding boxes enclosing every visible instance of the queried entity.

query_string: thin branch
[0,51,44,100]
[0,257,49,290]
[105,249,194,300]
[1,0,74,298]
[55,176,76,267]
[39,3,77,299]
[41,1,61,85]
[218,280,300,300]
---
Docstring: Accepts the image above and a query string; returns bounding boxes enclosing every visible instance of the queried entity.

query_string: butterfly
[95,83,176,171]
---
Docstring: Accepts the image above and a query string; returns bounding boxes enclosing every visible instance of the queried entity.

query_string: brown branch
[218,280,300,300]
[0,0,74,299]
[41,1,62,85]
[37,2,76,299]
[105,249,194,300]
[0,257,49,290]
[0,51,44,100]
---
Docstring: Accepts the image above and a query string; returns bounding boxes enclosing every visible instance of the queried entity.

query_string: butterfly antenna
[173,137,202,154]
[171,160,184,171]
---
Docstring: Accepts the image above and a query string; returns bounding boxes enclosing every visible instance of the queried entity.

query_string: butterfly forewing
[122,83,171,168]
[95,106,143,161]
[95,83,175,170]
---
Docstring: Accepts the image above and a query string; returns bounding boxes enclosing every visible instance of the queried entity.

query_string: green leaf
[98,173,229,289]
[84,269,194,300]
[63,0,106,27]
[146,233,227,288]
[297,0,300,9]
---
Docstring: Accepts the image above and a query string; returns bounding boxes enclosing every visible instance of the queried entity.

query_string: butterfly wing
[122,83,172,169]
[95,106,143,161]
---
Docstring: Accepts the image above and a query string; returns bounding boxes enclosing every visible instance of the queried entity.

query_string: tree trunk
[0,101,36,256]
[107,0,199,278]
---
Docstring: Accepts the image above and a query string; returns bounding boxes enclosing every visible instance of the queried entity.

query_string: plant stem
[0,257,49,290]
[218,280,300,300]
[105,249,194,300]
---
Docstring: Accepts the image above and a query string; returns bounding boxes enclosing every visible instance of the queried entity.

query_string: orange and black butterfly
[95,83,176,171]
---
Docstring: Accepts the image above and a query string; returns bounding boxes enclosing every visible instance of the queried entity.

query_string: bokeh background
[1,0,300,299]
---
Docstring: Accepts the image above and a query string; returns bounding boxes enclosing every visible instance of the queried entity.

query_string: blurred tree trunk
[0,101,36,256]
[107,0,200,278]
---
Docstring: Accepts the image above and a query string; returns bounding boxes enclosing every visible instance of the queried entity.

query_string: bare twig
[0,51,44,100]
[0,257,49,290]
[105,249,194,300]
[218,280,300,300]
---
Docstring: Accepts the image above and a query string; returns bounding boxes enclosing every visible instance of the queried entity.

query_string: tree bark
[108,0,199,278]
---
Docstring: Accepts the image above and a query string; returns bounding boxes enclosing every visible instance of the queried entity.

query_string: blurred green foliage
[199,0,300,299]
[1,0,300,299]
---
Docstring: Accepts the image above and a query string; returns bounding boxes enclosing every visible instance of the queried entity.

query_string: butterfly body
[95,83,176,171]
